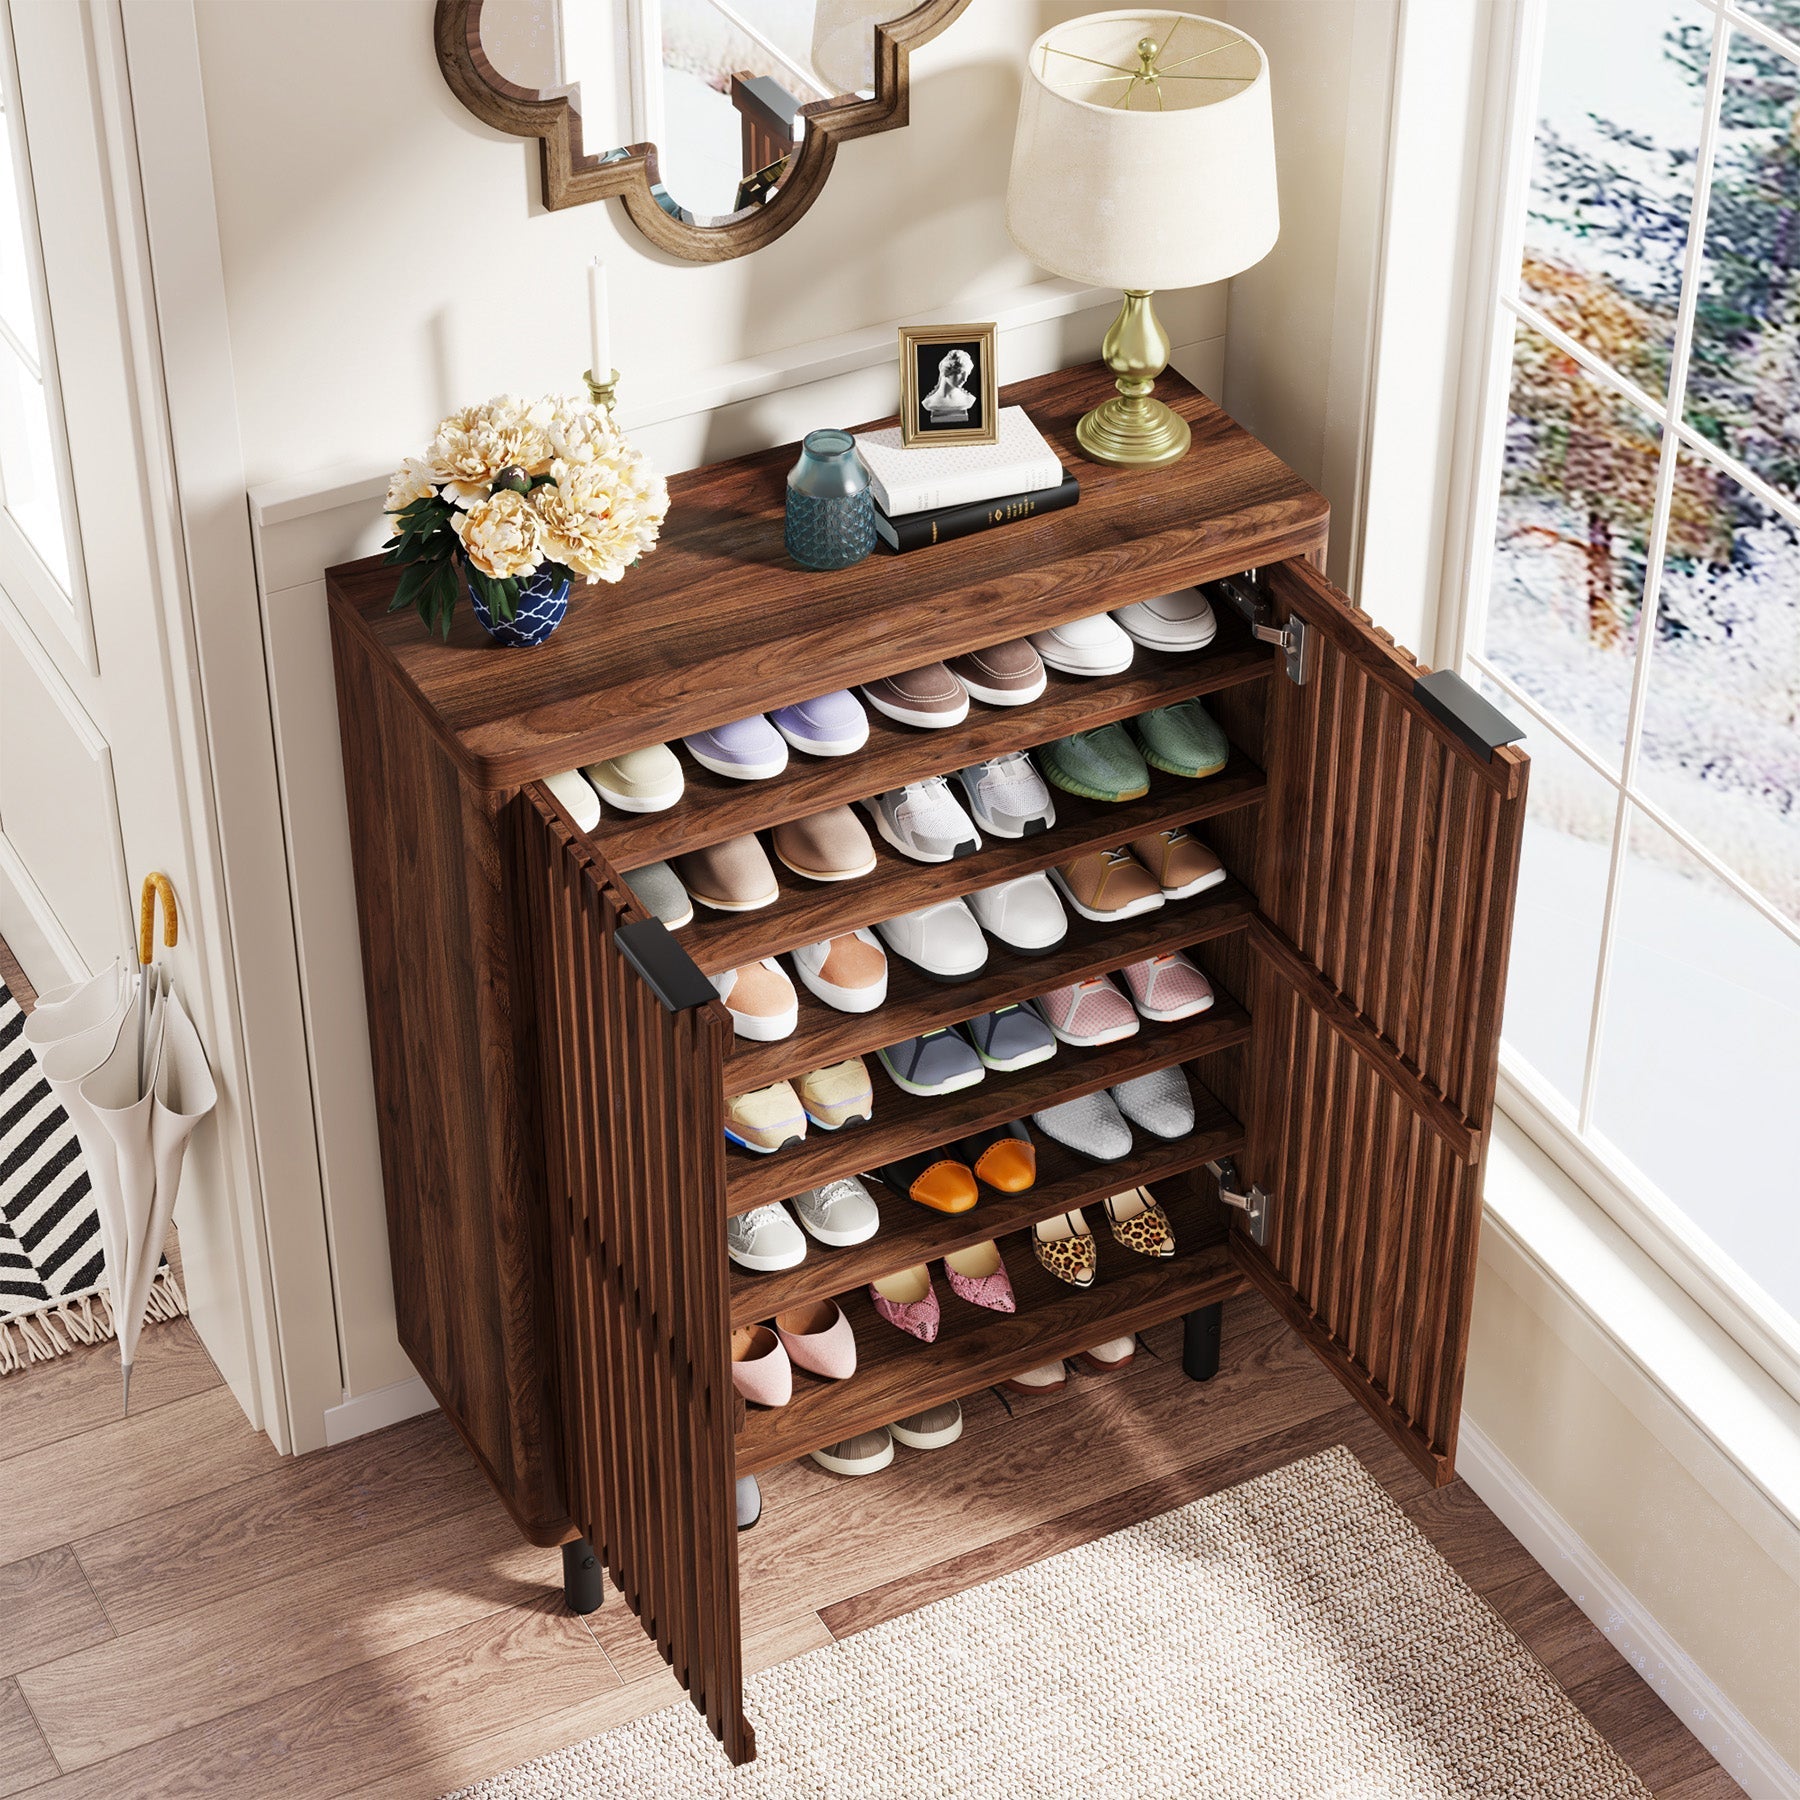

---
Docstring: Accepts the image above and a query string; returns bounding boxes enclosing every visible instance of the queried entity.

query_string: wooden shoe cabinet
[327,364,1527,1764]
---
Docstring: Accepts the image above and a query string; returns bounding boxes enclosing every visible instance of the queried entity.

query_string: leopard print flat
[1102,1186,1175,1259]
[1033,1209,1097,1288]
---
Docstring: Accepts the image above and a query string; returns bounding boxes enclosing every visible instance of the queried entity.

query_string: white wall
[183,0,1227,1442]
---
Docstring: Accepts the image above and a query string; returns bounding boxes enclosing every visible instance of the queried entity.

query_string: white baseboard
[321,1373,439,1446]
[1457,1417,1800,1800]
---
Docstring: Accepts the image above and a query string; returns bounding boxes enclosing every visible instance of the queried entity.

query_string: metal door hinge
[1214,572,1314,686]
[1206,1156,1271,1247]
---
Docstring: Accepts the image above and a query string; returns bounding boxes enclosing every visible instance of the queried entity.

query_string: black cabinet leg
[561,1536,603,1614]
[1182,1303,1223,1382]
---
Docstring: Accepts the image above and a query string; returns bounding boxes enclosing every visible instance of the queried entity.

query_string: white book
[854,406,1065,517]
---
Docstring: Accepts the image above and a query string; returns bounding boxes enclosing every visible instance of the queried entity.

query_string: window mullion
[1576,11,1732,1131]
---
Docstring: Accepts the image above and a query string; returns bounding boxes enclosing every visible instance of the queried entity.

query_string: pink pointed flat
[942,1240,1015,1313]
[776,1299,858,1380]
[870,1264,940,1343]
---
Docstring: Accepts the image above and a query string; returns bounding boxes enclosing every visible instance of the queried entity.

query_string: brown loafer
[861,662,970,730]
[771,805,877,882]
[946,638,1046,707]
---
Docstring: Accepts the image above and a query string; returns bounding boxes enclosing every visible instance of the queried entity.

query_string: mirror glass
[477,0,917,226]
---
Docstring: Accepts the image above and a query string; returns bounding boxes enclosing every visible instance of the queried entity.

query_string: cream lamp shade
[1005,10,1278,464]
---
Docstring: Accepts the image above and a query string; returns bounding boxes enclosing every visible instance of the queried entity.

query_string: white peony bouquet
[382,392,670,638]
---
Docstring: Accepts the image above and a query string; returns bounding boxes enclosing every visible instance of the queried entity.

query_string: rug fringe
[0,1266,189,1377]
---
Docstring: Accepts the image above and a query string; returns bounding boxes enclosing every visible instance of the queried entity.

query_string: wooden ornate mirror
[436,0,972,263]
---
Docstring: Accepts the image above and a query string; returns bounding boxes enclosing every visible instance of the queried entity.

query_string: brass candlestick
[1075,290,1191,468]
[584,367,620,416]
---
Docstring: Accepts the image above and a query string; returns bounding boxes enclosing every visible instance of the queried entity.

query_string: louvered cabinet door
[1237,560,1528,1486]
[514,788,755,1765]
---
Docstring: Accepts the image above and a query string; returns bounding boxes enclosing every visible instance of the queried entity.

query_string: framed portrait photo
[898,322,999,448]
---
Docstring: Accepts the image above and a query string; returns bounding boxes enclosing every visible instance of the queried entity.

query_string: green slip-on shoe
[1034,724,1151,804]
[1131,699,1229,779]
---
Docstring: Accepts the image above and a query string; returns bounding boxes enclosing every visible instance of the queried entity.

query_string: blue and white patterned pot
[466,566,572,647]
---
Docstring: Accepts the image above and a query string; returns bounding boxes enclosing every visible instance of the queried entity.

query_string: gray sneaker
[811,1427,895,1476]
[1031,1089,1134,1161]
[965,1004,1058,1072]
[1110,1067,1195,1140]
[955,753,1055,839]
[790,1176,881,1246]
[725,1202,807,1271]
[876,1027,986,1097]
[861,777,980,863]
[622,860,694,931]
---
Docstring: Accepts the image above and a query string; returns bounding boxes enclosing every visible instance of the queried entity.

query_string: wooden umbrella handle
[138,873,178,967]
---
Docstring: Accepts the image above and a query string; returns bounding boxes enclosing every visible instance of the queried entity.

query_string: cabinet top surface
[325,363,1327,787]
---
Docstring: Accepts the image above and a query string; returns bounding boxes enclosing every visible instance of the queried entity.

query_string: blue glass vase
[785,429,875,571]
[466,565,572,647]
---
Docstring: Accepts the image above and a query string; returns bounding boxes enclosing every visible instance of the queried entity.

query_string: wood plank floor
[0,928,1742,1798]
[0,1297,1743,1798]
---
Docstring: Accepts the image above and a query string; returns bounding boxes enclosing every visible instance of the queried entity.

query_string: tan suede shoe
[1048,846,1165,922]
[1129,825,1225,899]
[771,805,876,882]
[674,834,779,911]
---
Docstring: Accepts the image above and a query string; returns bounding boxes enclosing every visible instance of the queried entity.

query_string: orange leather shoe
[957,1121,1036,1192]
[876,1151,979,1213]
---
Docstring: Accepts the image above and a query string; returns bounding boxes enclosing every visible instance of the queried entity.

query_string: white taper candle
[588,260,611,379]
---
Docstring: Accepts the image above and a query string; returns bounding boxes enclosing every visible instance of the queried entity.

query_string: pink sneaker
[942,1241,1015,1313]
[1120,950,1216,1022]
[870,1265,940,1342]
[1033,973,1140,1047]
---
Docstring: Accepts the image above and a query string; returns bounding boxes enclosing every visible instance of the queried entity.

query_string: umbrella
[22,874,215,1409]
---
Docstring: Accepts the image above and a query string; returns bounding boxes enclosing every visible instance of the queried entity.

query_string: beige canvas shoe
[771,805,876,882]
[712,959,798,1040]
[581,743,683,813]
[796,1057,873,1131]
[723,1080,806,1155]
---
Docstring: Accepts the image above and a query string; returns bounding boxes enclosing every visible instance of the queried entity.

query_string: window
[1455,1,1800,1365]
[0,50,78,607]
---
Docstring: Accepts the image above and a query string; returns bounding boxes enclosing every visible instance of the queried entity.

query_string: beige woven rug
[451,1445,1650,1799]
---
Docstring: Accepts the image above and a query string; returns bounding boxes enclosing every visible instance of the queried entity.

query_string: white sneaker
[1028,613,1134,676]
[711,958,798,1040]
[725,1203,807,1271]
[955,753,1055,839]
[789,1177,881,1246]
[875,899,989,980]
[862,777,981,863]
[790,929,888,1013]
[1111,587,1218,652]
[965,872,1068,954]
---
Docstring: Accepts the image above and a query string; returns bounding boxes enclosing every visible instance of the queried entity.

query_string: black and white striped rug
[0,979,184,1373]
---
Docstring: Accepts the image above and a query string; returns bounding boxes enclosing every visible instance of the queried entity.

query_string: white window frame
[1438,0,1800,1403]
[0,7,95,672]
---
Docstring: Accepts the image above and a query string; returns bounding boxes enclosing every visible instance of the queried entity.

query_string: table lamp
[1005,10,1278,467]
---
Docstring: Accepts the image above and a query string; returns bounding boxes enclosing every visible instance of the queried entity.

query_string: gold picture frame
[899,323,999,448]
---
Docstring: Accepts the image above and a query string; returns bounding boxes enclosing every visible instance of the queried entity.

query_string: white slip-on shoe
[874,899,989,981]
[965,872,1068,955]
[1028,612,1135,677]
[861,777,981,863]
[543,768,602,832]
[711,958,799,1041]
[1111,587,1218,652]
[790,929,888,1012]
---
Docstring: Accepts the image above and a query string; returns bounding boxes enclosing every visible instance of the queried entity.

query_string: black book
[873,471,1080,553]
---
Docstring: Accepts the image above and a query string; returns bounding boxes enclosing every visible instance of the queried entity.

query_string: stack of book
[853,406,1079,554]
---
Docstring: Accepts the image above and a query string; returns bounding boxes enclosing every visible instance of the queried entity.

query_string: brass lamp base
[1075,290,1191,468]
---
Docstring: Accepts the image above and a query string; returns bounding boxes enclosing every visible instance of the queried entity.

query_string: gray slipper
[1030,1089,1133,1161]
[622,859,695,930]
[1110,1066,1195,1140]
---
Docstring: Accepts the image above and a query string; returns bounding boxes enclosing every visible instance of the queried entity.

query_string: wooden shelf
[681,751,1265,977]
[325,365,1328,788]
[734,1191,1251,1476]
[591,615,1271,873]
[728,1071,1244,1328]
[725,876,1256,1090]
[726,997,1251,1214]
